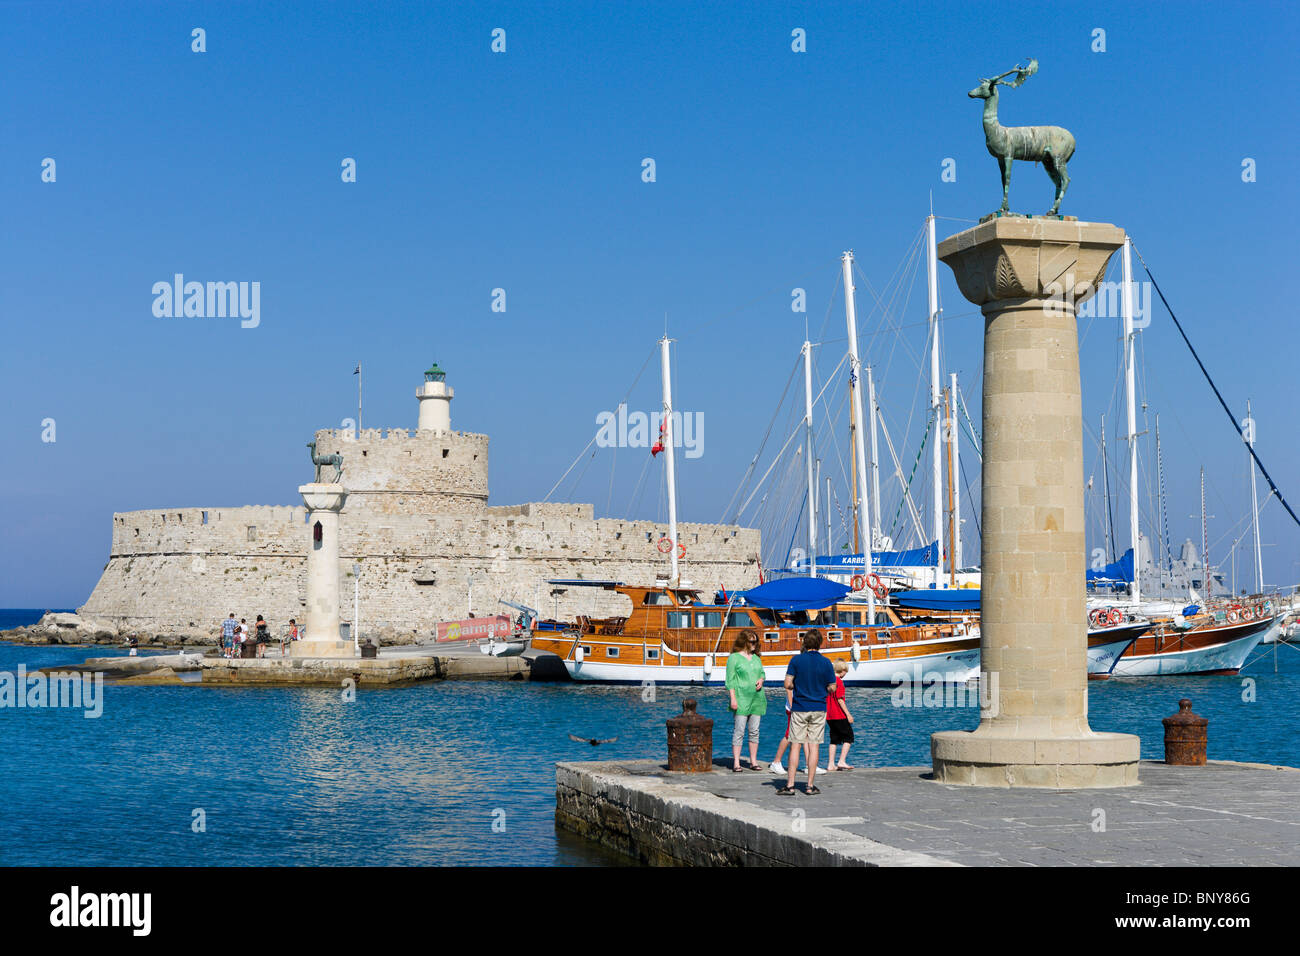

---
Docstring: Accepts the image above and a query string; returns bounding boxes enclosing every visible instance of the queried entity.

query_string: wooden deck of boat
[557,758,1300,866]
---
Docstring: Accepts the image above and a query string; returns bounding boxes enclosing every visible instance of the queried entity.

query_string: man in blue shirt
[779,629,837,795]
[220,613,237,658]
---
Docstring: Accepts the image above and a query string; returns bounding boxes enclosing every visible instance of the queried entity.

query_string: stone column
[293,483,353,658]
[930,217,1140,788]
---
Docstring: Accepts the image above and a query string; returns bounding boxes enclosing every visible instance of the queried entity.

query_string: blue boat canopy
[738,577,851,612]
[891,589,981,612]
[1085,548,1134,585]
[791,542,939,571]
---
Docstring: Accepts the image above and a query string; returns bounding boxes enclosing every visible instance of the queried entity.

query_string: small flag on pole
[354,364,360,375]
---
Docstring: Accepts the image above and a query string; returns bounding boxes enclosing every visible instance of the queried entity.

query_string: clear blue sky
[3,1,1298,607]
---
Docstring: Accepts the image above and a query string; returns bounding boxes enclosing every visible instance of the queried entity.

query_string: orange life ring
[1227,608,1240,624]
[865,573,882,592]
[677,543,686,559]
[656,537,672,554]
[1105,608,1119,626]
[1241,605,1254,621]
[1088,609,1103,627]
[850,574,866,592]
[872,583,888,601]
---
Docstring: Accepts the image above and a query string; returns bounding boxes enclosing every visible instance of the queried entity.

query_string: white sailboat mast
[1247,399,1263,594]
[950,371,962,572]
[927,215,944,587]
[841,251,876,623]
[1121,238,1141,605]
[659,336,679,585]
[867,364,882,547]
[803,339,817,578]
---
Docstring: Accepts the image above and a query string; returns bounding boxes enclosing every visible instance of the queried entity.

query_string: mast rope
[1133,243,1300,534]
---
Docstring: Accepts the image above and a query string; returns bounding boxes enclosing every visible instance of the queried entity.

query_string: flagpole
[357,362,362,436]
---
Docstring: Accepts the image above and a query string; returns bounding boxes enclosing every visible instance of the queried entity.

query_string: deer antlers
[989,58,1039,88]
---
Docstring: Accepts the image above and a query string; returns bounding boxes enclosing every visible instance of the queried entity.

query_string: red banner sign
[434,615,514,643]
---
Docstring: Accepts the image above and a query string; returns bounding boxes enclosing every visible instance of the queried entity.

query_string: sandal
[806,786,822,795]
[747,763,765,771]
[776,786,796,795]
[732,766,744,773]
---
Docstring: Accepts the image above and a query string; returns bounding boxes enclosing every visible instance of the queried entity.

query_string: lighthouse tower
[416,362,454,432]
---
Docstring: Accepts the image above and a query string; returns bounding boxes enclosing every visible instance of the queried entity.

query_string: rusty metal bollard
[1163,698,1208,765]
[666,698,713,771]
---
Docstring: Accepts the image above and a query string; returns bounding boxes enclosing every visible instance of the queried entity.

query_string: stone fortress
[77,363,761,642]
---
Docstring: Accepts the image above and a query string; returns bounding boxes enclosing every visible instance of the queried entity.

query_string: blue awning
[891,589,981,612]
[1085,548,1134,584]
[795,542,940,571]
[738,577,851,612]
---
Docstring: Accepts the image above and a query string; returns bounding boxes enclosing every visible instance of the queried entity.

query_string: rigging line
[1134,241,1300,534]
[673,262,836,344]
[736,419,807,523]
[546,343,657,502]
[876,404,926,542]
[887,414,932,542]
[958,443,982,544]
[723,353,801,524]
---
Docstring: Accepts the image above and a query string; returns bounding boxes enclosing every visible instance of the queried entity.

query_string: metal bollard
[666,698,713,772]
[1162,698,1208,765]
[360,640,378,659]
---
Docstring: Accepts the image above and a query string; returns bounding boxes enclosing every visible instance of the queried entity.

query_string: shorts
[788,710,826,745]
[827,717,854,745]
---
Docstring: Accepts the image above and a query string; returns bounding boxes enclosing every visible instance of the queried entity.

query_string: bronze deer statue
[307,441,343,483]
[969,60,1075,217]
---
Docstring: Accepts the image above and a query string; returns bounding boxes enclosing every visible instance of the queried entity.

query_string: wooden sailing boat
[528,331,981,685]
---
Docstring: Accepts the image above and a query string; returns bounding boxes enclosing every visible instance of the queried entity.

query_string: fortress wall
[80,506,761,638]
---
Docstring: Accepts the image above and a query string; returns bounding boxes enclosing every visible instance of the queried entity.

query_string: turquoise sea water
[1,608,1296,866]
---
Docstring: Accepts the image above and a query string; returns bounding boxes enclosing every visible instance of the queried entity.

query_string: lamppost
[353,561,361,654]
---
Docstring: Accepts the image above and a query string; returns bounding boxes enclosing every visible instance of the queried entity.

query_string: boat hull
[562,643,981,686]
[1110,619,1270,677]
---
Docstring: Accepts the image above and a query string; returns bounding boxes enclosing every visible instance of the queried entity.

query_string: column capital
[938,218,1124,308]
[299,483,348,512]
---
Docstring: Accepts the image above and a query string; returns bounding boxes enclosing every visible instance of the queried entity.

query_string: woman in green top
[726,630,767,772]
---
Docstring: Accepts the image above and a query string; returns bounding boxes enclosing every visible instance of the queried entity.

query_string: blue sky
[3,0,1298,606]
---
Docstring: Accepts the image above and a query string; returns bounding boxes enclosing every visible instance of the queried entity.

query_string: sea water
[0,610,1296,866]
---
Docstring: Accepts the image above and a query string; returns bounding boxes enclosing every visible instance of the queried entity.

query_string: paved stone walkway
[590,759,1300,866]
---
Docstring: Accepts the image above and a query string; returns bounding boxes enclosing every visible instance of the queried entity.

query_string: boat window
[666,611,690,629]
[838,611,862,626]
[644,592,672,605]
[606,647,619,657]
[827,631,843,642]
[727,611,753,627]
[750,608,778,625]
[581,646,592,655]
[852,631,867,643]
[646,649,660,660]
[696,612,723,629]
[764,631,780,643]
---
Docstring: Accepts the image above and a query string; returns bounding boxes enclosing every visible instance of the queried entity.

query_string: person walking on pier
[825,659,855,771]
[725,630,766,772]
[283,619,298,657]
[220,613,237,659]
[777,629,836,796]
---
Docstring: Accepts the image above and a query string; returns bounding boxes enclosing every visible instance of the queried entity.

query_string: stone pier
[294,483,353,658]
[930,217,1140,788]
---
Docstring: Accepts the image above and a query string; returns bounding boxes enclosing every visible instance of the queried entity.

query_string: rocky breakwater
[1,612,434,649]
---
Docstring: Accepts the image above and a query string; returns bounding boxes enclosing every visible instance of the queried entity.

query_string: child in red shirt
[825,659,855,770]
